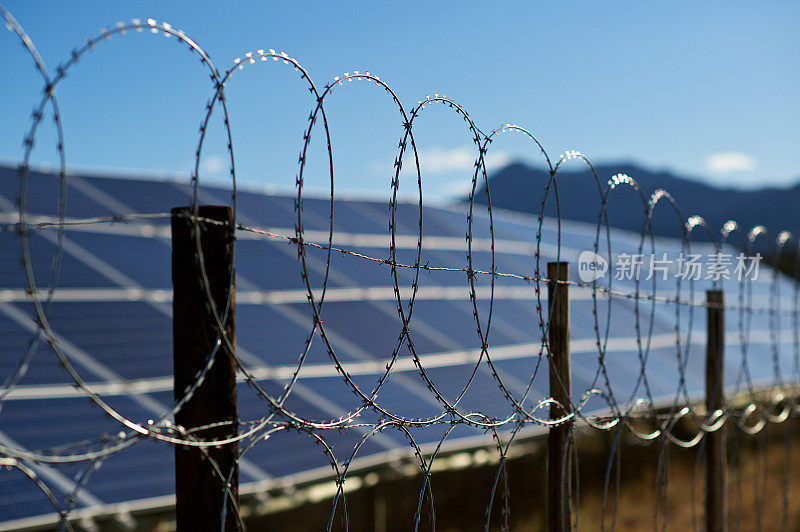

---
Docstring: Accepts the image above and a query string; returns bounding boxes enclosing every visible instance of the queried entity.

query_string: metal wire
[1,5,798,530]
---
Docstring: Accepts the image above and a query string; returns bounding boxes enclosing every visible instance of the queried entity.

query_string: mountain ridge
[472,162,800,243]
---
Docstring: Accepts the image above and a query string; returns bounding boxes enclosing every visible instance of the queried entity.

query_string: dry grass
[577,426,800,531]
[240,419,800,531]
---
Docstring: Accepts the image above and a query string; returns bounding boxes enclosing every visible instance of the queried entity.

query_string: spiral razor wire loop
[1,6,798,530]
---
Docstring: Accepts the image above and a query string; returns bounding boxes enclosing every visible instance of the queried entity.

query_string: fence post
[172,206,240,532]
[547,262,571,532]
[705,289,726,532]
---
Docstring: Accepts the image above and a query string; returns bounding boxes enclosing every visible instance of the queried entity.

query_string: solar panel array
[1,167,797,528]
[1,6,798,529]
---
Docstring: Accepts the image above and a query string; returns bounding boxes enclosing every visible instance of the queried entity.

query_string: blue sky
[1,1,798,199]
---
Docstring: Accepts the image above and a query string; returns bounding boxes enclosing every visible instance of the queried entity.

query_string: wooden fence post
[547,261,571,532]
[706,289,726,532]
[172,206,240,532]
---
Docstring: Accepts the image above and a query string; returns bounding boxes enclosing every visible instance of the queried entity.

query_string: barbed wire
[1,210,791,315]
[1,4,799,530]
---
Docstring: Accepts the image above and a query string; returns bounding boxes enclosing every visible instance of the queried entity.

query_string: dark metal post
[172,206,240,532]
[547,262,571,532]
[706,289,726,532]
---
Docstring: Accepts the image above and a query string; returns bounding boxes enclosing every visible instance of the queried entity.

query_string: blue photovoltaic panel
[227,190,296,228]
[310,300,409,357]
[235,239,319,291]
[332,200,393,235]
[327,247,398,287]
[410,299,513,348]
[0,171,796,526]
[236,305,335,367]
[85,439,174,506]
[1,394,176,510]
[331,201,391,235]
[346,373,442,420]
[0,395,148,457]
[0,466,75,522]
[0,232,121,289]
[31,301,173,380]
[66,231,172,289]
[0,168,113,219]
[81,176,193,216]
[0,311,75,385]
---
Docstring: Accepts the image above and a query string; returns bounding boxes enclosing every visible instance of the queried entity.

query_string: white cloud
[369,145,512,177]
[201,155,225,175]
[441,179,478,198]
[421,145,474,173]
[484,151,513,172]
[417,145,512,174]
[704,152,756,174]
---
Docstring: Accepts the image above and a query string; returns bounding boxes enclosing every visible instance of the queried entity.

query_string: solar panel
[0,167,796,526]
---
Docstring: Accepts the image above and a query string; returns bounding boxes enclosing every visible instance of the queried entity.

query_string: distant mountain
[472,162,800,244]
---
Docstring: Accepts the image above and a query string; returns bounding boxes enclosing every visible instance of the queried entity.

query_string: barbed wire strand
[1,4,799,531]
